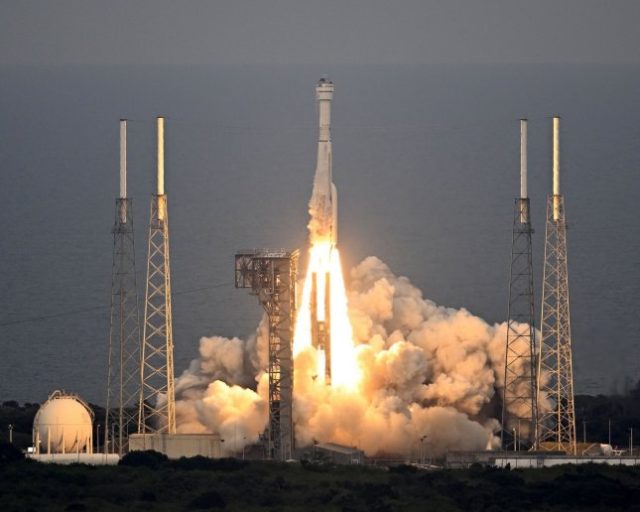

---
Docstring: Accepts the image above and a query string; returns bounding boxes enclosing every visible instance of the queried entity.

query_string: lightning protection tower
[502,119,538,451]
[235,249,298,461]
[537,117,577,454]
[105,120,142,455]
[138,117,176,434]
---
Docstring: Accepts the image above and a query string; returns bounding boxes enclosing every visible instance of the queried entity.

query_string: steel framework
[537,194,576,454]
[138,193,176,434]
[502,197,538,450]
[105,197,142,454]
[235,249,298,461]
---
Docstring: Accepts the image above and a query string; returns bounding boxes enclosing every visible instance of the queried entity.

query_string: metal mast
[105,120,142,454]
[537,117,577,454]
[235,249,298,461]
[138,117,176,434]
[502,119,538,450]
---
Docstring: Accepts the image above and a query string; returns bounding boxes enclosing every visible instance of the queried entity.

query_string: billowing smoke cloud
[175,256,537,458]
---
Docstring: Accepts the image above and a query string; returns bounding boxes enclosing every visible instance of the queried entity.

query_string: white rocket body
[310,78,338,245]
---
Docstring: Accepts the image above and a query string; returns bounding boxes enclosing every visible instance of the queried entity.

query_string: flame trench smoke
[175,253,538,456]
[174,81,537,457]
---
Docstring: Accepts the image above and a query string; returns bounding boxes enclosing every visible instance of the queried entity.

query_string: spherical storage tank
[33,390,94,454]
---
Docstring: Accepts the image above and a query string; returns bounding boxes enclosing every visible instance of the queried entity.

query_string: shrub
[187,490,226,509]
[118,450,168,469]
[172,456,247,471]
[0,441,24,463]
[389,464,418,475]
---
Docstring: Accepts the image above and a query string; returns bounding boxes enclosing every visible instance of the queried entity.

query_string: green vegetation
[1,455,640,511]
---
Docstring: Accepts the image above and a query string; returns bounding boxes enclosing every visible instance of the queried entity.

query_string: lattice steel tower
[235,249,298,461]
[138,117,176,434]
[502,119,538,450]
[105,120,142,454]
[537,117,577,454]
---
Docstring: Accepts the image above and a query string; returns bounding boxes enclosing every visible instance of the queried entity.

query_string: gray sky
[1,0,639,66]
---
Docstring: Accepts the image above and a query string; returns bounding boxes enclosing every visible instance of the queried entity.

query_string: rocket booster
[309,78,338,245]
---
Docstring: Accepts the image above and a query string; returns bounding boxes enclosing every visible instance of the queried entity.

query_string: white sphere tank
[33,391,94,454]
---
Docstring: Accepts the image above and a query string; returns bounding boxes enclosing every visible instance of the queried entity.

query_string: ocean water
[0,64,639,404]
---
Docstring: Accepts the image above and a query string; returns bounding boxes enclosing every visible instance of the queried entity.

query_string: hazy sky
[1,1,639,66]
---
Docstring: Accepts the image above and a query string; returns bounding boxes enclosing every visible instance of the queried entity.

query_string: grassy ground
[2,451,640,512]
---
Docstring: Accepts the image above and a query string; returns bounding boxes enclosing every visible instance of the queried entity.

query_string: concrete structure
[446,450,640,469]
[129,433,223,459]
[139,116,177,435]
[235,249,298,461]
[33,391,94,455]
[28,453,120,465]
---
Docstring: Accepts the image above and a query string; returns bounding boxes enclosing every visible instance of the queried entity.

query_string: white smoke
[175,256,537,457]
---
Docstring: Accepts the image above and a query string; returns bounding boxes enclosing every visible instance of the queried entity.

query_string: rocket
[309,78,338,245]
[308,77,337,384]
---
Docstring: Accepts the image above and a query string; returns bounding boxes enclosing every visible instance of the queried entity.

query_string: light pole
[513,428,517,452]
[97,424,101,453]
[8,424,13,444]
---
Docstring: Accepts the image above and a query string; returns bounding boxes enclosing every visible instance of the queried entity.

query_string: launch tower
[235,249,298,460]
[501,119,538,450]
[138,117,177,434]
[537,117,577,454]
[105,120,142,454]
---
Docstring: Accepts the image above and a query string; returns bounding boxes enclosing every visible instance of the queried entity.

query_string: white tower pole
[157,116,165,196]
[119,119,128,223]
[119,119,127,199]
[520,119,528,200]
[553,116,560,220]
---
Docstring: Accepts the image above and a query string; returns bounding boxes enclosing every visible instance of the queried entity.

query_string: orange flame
[294,241,360,389]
